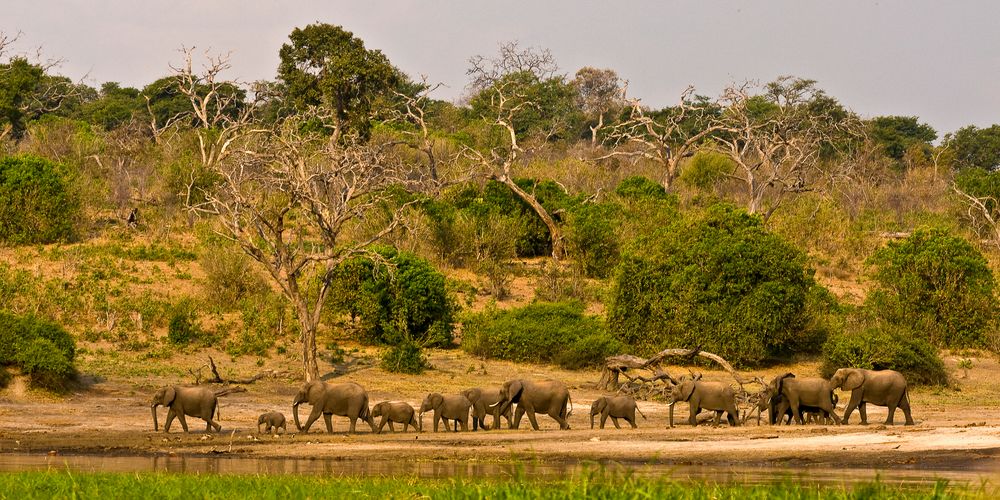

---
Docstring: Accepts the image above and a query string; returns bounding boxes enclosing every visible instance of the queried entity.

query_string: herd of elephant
[149,368,915,435]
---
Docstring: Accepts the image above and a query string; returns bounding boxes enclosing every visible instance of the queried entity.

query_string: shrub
[565,202,620,278]
[0,154,80,244]
[680,151,734,190]
[167,299,202,346]
[0,312,76,389]
[461,302,618,369]
[865,228,998,349]
[328,247,456,347]
[607,203,831,367]
[380,339,430,374]
[201,244,266,311]
[614,176,669,200]
[226,292,294,357]
[821,326,948,386]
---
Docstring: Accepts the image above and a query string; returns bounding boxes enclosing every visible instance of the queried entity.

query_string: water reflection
[0,453,995,486]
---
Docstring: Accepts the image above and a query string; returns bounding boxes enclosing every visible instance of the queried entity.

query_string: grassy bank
[0,470,987,499]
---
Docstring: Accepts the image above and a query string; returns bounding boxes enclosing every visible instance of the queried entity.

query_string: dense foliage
[607,204,832,366]
[461,302,621,369]
[865,228,998,349]
[0,154,79,244]
[328,248,456,347]
[0,311,76,389]
[821,326,948,386]
[946,124,1000,171]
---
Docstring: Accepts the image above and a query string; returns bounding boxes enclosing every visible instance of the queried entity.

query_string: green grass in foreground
[0,470,990,500]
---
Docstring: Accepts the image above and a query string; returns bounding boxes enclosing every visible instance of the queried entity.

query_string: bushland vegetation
[2,25,1000,386]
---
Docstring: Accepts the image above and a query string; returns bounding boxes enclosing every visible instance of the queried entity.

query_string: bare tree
[712,78,863,221]
[572,67,626,145]
[466,41,558,93]
[953,181,1000,249]
[602,86,722,191]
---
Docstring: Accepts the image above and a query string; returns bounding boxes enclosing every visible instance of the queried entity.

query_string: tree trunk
[300,321,320,382]
[499,176,565,259]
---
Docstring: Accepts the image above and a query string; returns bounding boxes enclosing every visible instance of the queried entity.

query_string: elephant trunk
[668,402,675,428]
[293,403,302,431]
[418,411,424,432]
[151,404,159,432]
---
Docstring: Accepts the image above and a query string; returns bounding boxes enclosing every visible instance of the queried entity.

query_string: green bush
[607,203,831,366]
[821,326,948,386]
[167,299,202,346]
[680,151,734,190]
[328,247,456,347]
[0,155,80,244]
[0,312,76,389]
[461,302,618,369]
[565,202,620,278]
[201,245,266,311]
[380,339,430,374]
[865,228,998,349]
[614,176,669,200]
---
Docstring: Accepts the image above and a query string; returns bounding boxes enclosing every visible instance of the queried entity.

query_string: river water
[0,453,997,486]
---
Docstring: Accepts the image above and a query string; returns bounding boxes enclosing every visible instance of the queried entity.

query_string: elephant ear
[843,370,865,391]
[508,380,525,404]
[680,381,696,402]
[431,393,444,409]
[163,386,177,406]
[776,373,795,394]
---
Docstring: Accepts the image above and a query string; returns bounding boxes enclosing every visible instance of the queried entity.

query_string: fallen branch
[189,356,283,386]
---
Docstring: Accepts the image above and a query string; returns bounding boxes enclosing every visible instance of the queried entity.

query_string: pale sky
[4,0,999,135]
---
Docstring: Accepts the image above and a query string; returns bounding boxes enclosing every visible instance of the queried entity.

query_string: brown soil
[2,348,999,475]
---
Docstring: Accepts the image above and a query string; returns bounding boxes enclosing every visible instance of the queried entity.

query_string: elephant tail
[635,405,647,420]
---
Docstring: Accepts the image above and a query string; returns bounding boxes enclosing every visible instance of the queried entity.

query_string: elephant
[590,395,646,429]
[830,368,914,426]
[768,373,841,425]
[292,381,376,433]
[151,385,221,433]
[461,387,512,431]
[770,392,840,425]
[668,379,739,427]
[257,411,286,434]
[419,393,472,432]
[371,401,420,433]
[492,379,573,431]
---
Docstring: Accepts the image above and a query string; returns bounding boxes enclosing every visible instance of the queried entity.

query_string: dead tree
[601,86,722,191]
[952,182,1000,250]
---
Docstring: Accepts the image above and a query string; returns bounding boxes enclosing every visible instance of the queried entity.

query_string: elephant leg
[205,416,221,432]
[323,413,334,433]
[885,400,898,425]
[376,417,387,434]
[611,416,622,429]
[513,406,525,430]
[627,414,637,429]
[164,409,177,433]
[600,412,608,429]
[389,421,398,433]
[302,407,322,433]
[522,404,541,431]
[177,413,189,433]
[900,395,915,426]
[689,406,699,427]
[713,410,721,427]
[859,402,868,425]
[459,417,468,432]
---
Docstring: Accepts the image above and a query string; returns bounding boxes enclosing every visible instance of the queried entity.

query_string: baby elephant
[419,393,472,432]
[371,401,420,433]
[590,395,647,429]
[257,411,287,434]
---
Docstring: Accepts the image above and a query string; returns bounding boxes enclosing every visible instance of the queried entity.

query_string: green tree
[607,204,832,366]
[0,57,45,139]
[277,23,402,140]
[80,82,143,130]
[468,70,582,142]
[945,124,1000,170]
[868,115,937,161]
[865,228,998,349]
[0,155,79,244]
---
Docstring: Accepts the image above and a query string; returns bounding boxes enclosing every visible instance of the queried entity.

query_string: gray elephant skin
[830,368,914,425]
[768,373,841,425]
[493,379,573,430]
[292,381,376,433]
[668,379,739,427]
[371,401,420,433]
[151,385,221,433]
[419,393,472,432]
[590,395,646,429]
[257,411,286,434]
[461,387,512,430]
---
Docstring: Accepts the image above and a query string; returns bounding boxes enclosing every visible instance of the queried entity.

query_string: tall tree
[868,115,936,162]
[945,124,1000,171]
[277,23,401,141]
[571,67,625,145]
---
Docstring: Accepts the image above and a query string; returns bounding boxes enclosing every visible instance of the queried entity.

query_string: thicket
[607,204,834,367]
[461,302,621,369]
[327,247,456,348]
[864,228,998,349]
[821,325,948,385]
[0,154,79,244]
[0,311,76,389]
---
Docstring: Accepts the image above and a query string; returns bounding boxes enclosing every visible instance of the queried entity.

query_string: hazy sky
[4,1,999,135]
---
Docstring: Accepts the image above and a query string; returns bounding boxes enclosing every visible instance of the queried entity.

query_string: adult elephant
[461,387,512,431]
[151,386,221,433]
[830,368,914,426]
[292,381,376,433]
[668,379,739,427]
[768,373,841,425]
[492,379,573,430]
